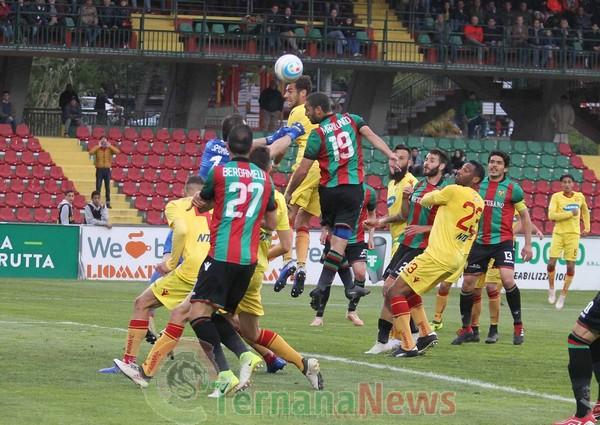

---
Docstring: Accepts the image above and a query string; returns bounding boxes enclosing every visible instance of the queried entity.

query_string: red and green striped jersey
[349,183,377,244]
[200,158,276,265]
[476,177,525,245]
[304,113,366,187]
[399,177,450,249]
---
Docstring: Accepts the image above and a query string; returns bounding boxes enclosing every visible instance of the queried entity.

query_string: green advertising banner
[0,223,80,279]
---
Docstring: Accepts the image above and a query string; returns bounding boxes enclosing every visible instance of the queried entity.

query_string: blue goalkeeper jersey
[198,139,230,180]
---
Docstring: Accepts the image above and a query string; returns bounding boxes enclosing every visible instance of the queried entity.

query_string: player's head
[560,174,575,193]
[227,124,253,156]
[91,190,101,206]
[423,148,449,177]
[456,160,485,187]
[250,146,272,173]
[184,175,204,197]
[390,145,411,180]
[487,150,510,179]
[305,92,332,124]
[221,114,245,142]
[284,75,312,109]
[64,190,75,203]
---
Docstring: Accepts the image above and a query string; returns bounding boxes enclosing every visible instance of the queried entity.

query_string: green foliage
[568,130,599,155]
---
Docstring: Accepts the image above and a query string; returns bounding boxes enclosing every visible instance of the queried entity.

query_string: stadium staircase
[39,136,142,224]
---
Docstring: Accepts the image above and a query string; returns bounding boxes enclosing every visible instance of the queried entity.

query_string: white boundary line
[1,319,573,404]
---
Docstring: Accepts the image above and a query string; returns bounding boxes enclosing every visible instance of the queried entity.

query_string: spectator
[451,149,466,173]
[94,88,115,124]
[113,0,131,47]
[0,90,15,132]
[265,4,281,52]
[469,0,485,23]
[89,135,119,208]
[433,13,450,44]
[11,0,29,42]
[409,147,424,176]
[555,18,577,67]
[62,97,82,137]
[79,0,99,46]
[98,0,116,45]
[441,1,452,22]
[518,2,533,25]
[484,17,503,63]
[0,0,14,41]
[529,18,549,67]
[258,79,283,132]
[585,22,600,54]
[326,8,346,56]
[343,16,360,56]
[84,190,112,228]
[57,190,75,224]
[279,6,298,53]
[511,15,530,64]
[464,15,484,63]
[499,1,516,27]
[485,1,499,24]
[47,0,64,43]
[461,91,485,139]
[550,95,575,143]
[29,0,48,44]
[59,83,80,114]
[451,0,468,31]
[574,7,592,31]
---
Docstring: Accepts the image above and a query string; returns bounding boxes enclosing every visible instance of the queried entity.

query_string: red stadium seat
[584,169,597,182]
[131,154,147,169]
[581,182,596,196]
[15,164,30,179]
[122,181,137,196]
[184,143,201,157]
[140,128,154,142]
[139,182,154,197]
[172,128,186,143]
[593,197,600,209]
[187,129,200,142]
[50,166,64,180]
[0,164,11,178]
[32,165,46,180]
[151,197,165,211]
[34,208,51,223]
[0,180,9,193]
[533,194,548,208]
[27,138,42,153]
[558,143,572,157]
[179,156,196,171]
[143,168,158,183]
[15,123,30,138]
[76,126,90,141]
[118,140,134,155]
[0,138,8,151]
[72,208,84,224]
[4,150,19,165]
[108,127,122,141]
[163,155,178,169]
[11,139,26,152]
[203,129,217,141]
[22,192,37,208]
[50,209,58,222]
[571,156,585,169]
[168,142,183,156]
[151,142,167,156]
[156,182,170,197]
[92,127,105,139]
[549,181,562,193]
[21,151,35,165]
[38,193,53,208]
[43,180,60,194]
[160,169,175,184]
[61,180,75,193]
[38,152,53,166]
[127,167,143,182]
[112,168,126,182]
[123,127,138,142]
[376,201,387,217]
[114,153,129,168]
[0,207,15,221]
[27,179,43,194]
[0,124,13,137]
[147,155,162,169]
[171,183,184,197]
[543,220,554,234]
[134,196,151,211]
[175,169,189,184]
[10,179,25,193]
[146,210,165,225]
[156,128,170,143]
[366,175,383,190]
[592,209,600,223]
[531,206,546,222]
[5,192,20,208]
[136,140,151,155]
[535,180,551,194]
[73,194,86,209]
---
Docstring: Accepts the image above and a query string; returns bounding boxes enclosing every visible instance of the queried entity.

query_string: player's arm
[262,187,278,231]
[192,168,216,212]
[101,206,112,228]
[581,195,591,235]
[400,184,415,220]
[164,203,186,272]
[269,228,292,260]
[359,125,400,171]
[548,194,573,222]
[515,201,533,261]
[419,187,447,208]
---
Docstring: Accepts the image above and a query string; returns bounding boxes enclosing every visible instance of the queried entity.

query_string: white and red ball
[274,54,304,83]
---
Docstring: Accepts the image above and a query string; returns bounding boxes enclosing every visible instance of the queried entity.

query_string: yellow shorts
[399,251,454,295]
[151,272,194,310]
[236,269,264,316]
[549,233,580,262]
[289,165,321,217]
[475,259,502,289]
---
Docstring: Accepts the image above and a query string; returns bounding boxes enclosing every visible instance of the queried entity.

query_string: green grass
[0,278,588,424]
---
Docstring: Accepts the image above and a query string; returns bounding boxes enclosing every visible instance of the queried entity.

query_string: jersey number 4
[456,201,483,235]
[328,131,355,161]
[225,182,264,218]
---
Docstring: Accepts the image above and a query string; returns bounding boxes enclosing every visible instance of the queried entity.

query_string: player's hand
[265,126,290,145]
[363,217,381,229]
[285,122,305,141]
[368,236,375,250]
[535,228,544,240]
[402,185,414,198]
[404,225,428,236]
[190,191,205,210]
[571,208,579,216]
[156,261,170,275]
[319,228,328,245]
[521,243,534,262]
[105,223,113,229]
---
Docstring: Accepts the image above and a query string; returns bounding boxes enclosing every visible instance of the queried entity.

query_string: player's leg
[557,236,579,310]
[290,209,312,297]
[385,276,419,357]
[407,291,438,354]
[346,258,367,326]
[548,257,559,305]
[499,266,525,345]
[470,287,483,343]
[485,280,502,344]
[274,205,299,292]
[431,281,452,330]
[452,273,480,345]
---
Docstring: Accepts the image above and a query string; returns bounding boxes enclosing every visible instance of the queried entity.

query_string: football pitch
[0,278,586,424]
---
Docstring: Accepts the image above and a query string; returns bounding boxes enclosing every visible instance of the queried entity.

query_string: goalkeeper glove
[286,122,305,141]
[265,126,290,145]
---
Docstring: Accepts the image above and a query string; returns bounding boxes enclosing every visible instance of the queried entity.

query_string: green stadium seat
[367,161,387,175]
[466,151,479,161]
[212,24,226,34]
[449,35,463,46]
[294,27,306,38]
[406,136,421,148]
[373,150,388,163]
[573,169,584,182]
[180,22,193,33]
[422,138,437,150]
[538,167,553,181]
[362,146,373,160]
[527,141,543,154]
[541,155,556,168]
[523,167,538,179]
[228,24,241,33]
[277,160,293,173]
[514,141,528,155]
[555,156,570,168]
[467,139,483,153]
[453,138,467,150]
[511,155,526,167]
[438,138,453,151]
[509,167,523,180]
[194,22,209,33]
[542,142,557,155]
[498,140,512,152]
[525,155,540,167]
[418,33,432,45]
[308,28,322,40]
[65,17,75,28]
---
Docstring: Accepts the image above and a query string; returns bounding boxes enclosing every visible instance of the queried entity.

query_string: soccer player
[454,151,533,345]
[235,146,323,389]
[553,295,600,425]
[547,174,590,310]
[100,175,211,372]
[364,149,449,355]
[116,125,279,397]
[385,161,485,357]
[310,182,377,327]
[284,92,399,310]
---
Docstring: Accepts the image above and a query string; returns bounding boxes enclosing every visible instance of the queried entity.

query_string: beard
[390,166,407,181]
[423,165,440,177]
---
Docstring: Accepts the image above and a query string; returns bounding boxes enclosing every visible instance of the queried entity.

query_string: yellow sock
[562,274,574,296]
[408,295,433,337]
[283,250,292,262]
[296,227,310,266]
[391,295,416,351]
[434,293,449,322]
[123,319,149,363]
[488,287,500,325]
[548,270,556,290]
[257,328,304,371]
[471,294,482,328]
[141,322,184,377]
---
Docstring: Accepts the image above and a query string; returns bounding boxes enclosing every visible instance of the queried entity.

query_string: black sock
[377,318,393,344]
[505,285,522,325]
[190,316,229,372]
[472,326,479,335]
[489,324,498,333]
[316,286,332,317]
[591,339,600,403]
[459,290,474,328]
[211,314,248,358]
[338,265,354,291]
[568,333,593,417]
[317,250,343,291]
[348,279,365,312]
[409,318,418,334]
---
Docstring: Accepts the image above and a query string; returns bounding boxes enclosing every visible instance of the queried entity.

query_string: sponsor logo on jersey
[563,203,579,211]
[387,196,397,208]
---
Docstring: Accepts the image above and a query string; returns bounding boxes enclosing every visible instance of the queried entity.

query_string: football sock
[257,328,304,372]
[471,294,482,329]
[142,322,184,377]
[459,290,474,330]
[568,332,593,418]
[283,248,292,262]
[377,318,393,344]
[190,316,229,372]
[562,271,575,296]
[590,339,600,399]
[434,287,450,322]
[390,295,415,351]
[487,287,500,325]
[338,263,355,291]
[505,284,522,325]
[317,250,344,291]
[123,319,149,364]
[212,314,248,358]
[296,226,310,266]
[548,269,556,291]
[407,294,432,337]
[316,285,331,318]
[348,279,365,312]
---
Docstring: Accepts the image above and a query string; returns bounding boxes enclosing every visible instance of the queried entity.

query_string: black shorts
[319,184,364,233]
[382,245,424,280]
[578,292,600,333]
[190,256,256,313]
[465,240,515,274]
[322,241,368,264]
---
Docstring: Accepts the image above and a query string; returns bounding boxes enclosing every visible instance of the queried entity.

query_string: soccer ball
[274,54,303,83]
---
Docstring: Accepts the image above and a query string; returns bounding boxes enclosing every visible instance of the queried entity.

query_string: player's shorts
[465,240,515,274]
[236,269,264,317]
[289,165,321,217]
[577,291,600,333]
[550,233,580,262]
[474,259,502,289]
[382,244,424,280]
[151,272,194,311]
[399,251,454,295]
[319,184,364,232]
[445,260,467,285]
[191,256,256,313]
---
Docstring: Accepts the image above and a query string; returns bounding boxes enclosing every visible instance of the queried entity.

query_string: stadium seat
[122,181,137,196]
[4,150,19,165]
[92,127,105,139]
[558,143,572,157]
[508,168,523,180]
[73,194,86,209]
[584,169,597,182]
[376,201,387,217]
[140,128,154,142]
[168,142,184,156]
[0,138,8,151]
[0,207,15,221]
[172,129,186,142]
[50,166,64,180]
[15,164,30,179]
[15,124,29,139]
[38,152,53,166]
[127,167,143,182]
[76,126,90,140]
[34,208,51,223]
[136,140,151,155]
[38,193,53,208]
[538,167,553,181]
[171,183,184,197]
[123,127,139,142]
[43,180,60,194]
[544,221,554,234]
[543,142,557,155]
[114,153,129,168]
[156,128,170,143]
[535,180,551,194]
[592,223,600,235]
[118,140,134,155]
[156,182,170,198]
[521,180,535,194]
[272,172,287,188]
[187,129,201,142]
[163,155,179,169]
[61,180,73,193]
[581,182,596,196]
[179,156,195,171]
[108,127,122,141]
[49,209,58,222]
[21,151,35,166]
[0,180,8,193]
[160,169,175,183]
[533,194,548,208]
[146,210,164,225]
[134,197,151,211]
[5,192,20,208]
[27,138,42,153]
[138,182,154,197]
[175,169,189,184]
[549,181,562,193]
[366,175,383,190]
[531,207,546,222]
[72,208,84,224]
[570,156,585,169]
[151,142,167,156]
[0,123,13,137]
[184,143,201,157]
[11,139,26,152]
[150,197,165,211]
[593,209,600,223]
[112,168,126,182]
[21,193,36,208]
[527,141,543,154]
[0,164,11,178]
[142,168,158,183]
[131,154,147,169]
[147,155,162,169]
